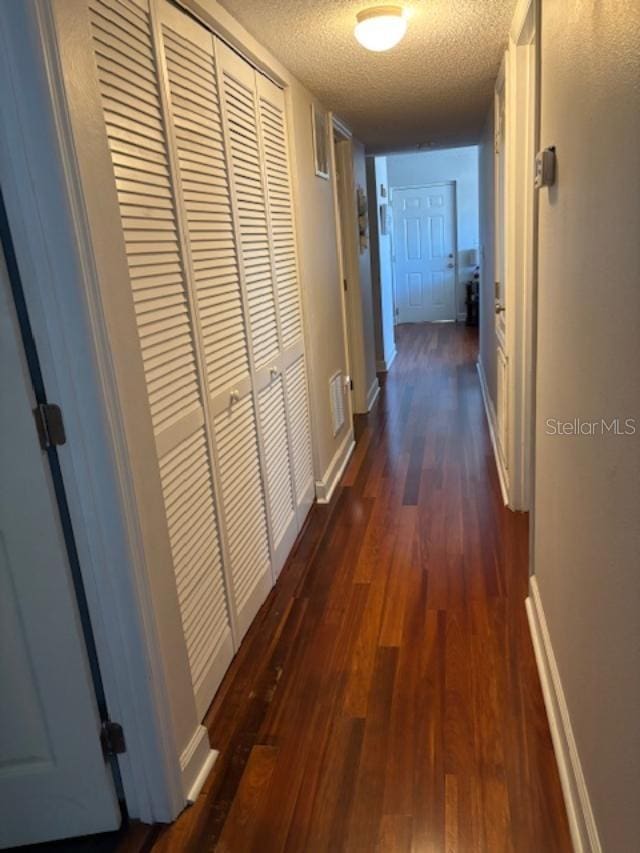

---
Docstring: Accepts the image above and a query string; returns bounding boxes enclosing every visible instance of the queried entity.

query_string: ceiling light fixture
[354,6,408,53]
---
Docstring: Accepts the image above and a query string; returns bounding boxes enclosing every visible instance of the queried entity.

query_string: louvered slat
[158,429,231,702]
[257,377,295,548]
[220,59,279,370]
[161,24,250,402]
[89,0,200,442]
[285,355,314,505]
[213,395,271,631]
[258,87,303,349]
[90,0,234,718]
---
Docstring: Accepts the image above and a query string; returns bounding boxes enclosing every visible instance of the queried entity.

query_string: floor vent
[329,371,345,436]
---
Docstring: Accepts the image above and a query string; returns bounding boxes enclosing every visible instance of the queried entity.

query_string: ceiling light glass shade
[354,6,407,52]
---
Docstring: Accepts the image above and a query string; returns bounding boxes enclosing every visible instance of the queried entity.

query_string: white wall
[387,146,479,319]
[478,111,497,408]
[533,1,640,849]
[366,155,396,371]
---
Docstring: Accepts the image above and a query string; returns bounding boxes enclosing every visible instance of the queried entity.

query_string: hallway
[139,323,572,852]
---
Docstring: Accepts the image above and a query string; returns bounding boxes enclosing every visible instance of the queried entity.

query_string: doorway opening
[367,145,481,374]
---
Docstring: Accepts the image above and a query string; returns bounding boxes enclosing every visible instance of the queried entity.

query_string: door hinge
[101,720,126,757]
[349,378,354,391]
[343,278,348,292]
[33,403,66,450]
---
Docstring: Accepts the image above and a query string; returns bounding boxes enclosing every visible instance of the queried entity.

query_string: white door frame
[330,119,366,415]
[504,0,539,510]
[390,181,459,324]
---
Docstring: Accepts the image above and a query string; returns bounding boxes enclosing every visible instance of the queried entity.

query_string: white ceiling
[219,0,517,153]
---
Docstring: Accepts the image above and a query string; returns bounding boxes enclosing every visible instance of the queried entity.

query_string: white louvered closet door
[217,42,298,576]
[88,0,234,718]
[154,2,272,640]
[256,76,316,523]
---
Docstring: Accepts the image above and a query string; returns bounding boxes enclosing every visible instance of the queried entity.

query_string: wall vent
[329,371,345,436]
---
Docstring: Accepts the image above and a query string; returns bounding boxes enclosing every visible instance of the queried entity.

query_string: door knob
[495,304,505,315]
[270,365,279,379]
[230,388,240,403]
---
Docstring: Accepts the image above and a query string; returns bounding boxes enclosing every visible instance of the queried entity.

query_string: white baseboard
[315,428,355,504]
[376,346,397,373]
[366,377,380,412]
[526,578,602,853]
[476,361,509,505]
[180,725,218,806]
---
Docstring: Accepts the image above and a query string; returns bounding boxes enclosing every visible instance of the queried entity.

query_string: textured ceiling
[219,0,517,152]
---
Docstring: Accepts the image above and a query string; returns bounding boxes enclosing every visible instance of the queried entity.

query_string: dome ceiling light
[354,6,408,53]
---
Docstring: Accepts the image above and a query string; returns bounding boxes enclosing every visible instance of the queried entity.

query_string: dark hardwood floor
[36,323,572,852]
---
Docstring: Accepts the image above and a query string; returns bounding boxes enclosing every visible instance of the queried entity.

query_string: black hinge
[349,379,354,391]
[343,278,348,292]
[101,720,126,757]
[33,403,66,450]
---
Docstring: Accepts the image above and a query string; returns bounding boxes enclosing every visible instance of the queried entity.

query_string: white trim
[333,135,368,414]
[510,0,537,42]
[328,118,356,430]
[376,346,396,373]
[180,726,218,806]
[476,362,509,505]
[315,428,355,504]
[331,114,353,139]
[526,577,602,853]
[386,346,397,370]
[503,0,538,512]
[366,378,381,412]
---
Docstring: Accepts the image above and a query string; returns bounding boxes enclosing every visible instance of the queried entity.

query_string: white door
[0,251,120,847]
[392,183,457,323]
[494,70,509,468]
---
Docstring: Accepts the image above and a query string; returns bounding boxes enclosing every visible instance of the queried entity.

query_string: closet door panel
[217,40,298,570]
[284,353,315,517]
[158,427,232,718]
[217,43,279,373]
[89,0,233,717]
[213,394,271,638]
[155,1,272,641]
[159,14,251,407]
[256,75,314,523]
[257,375,297,576]
[256,76,303,353]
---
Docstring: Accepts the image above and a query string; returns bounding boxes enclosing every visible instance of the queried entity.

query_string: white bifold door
[77,0,314,720]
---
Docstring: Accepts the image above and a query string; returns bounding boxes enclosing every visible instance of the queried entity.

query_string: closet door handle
[270,366,280,379]
[230,388,240,404]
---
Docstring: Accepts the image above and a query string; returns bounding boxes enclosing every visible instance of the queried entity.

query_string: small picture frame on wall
[311,104,329,179]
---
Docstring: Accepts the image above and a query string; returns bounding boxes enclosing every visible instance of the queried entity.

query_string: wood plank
[104,323,571,853]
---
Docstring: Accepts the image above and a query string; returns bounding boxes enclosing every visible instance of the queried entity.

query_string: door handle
[447,262,454,269]
[495,304,505,315]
